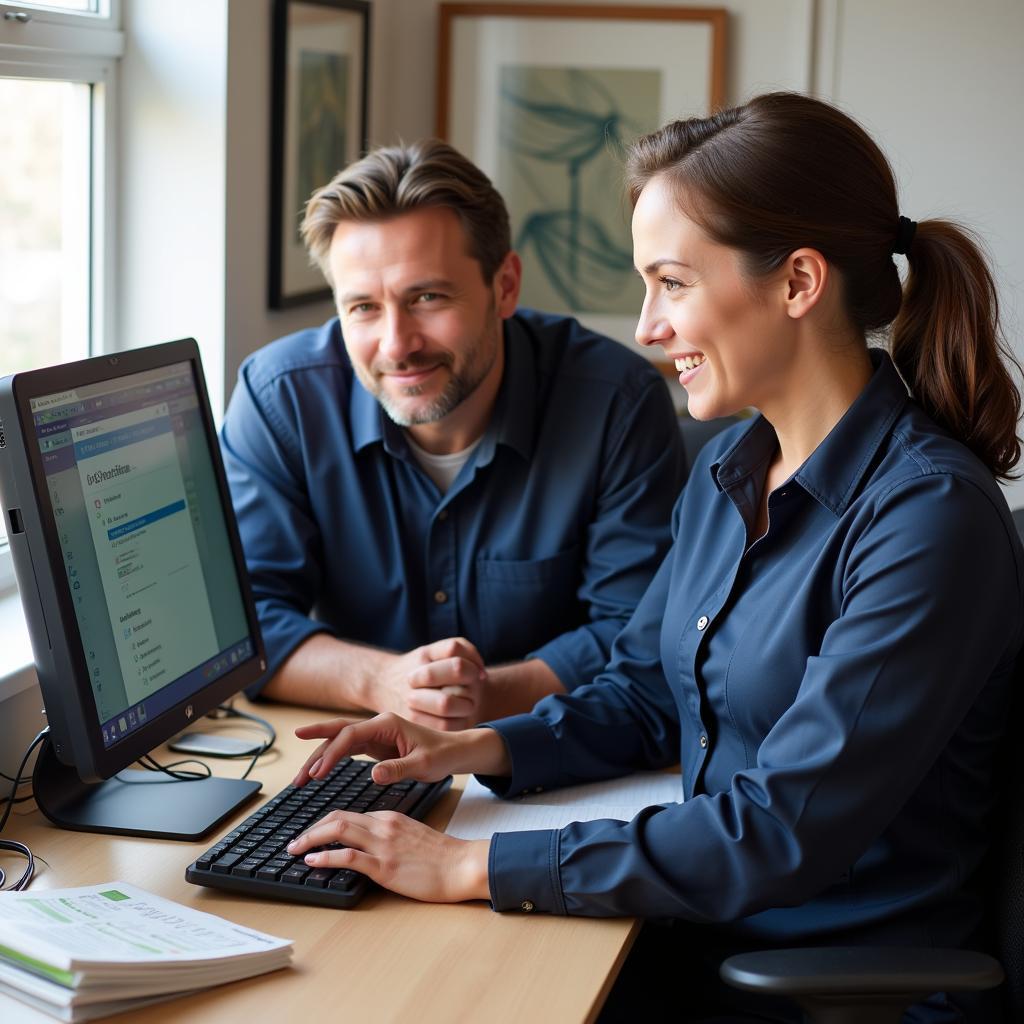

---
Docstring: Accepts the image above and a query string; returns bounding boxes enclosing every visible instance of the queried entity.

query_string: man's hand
[376,637,487,730]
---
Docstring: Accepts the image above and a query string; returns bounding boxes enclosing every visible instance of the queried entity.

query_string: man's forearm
[260,633,391,710]
[480,658,565,721]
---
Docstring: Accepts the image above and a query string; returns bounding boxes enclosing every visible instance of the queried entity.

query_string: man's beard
[368,317,500,428]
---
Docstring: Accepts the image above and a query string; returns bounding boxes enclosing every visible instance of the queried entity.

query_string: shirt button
[521,900,535,913]
[699,735,708,748]
[433,590,448,604]
[696,615,709,631]
[437,509,449,521]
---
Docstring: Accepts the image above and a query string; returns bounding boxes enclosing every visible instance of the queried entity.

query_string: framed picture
[437,3,726,361]
[269,0,370,309]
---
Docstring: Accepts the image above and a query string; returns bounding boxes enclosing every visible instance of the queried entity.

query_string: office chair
[1013,507,1024,546]
[718,510,1024,1023]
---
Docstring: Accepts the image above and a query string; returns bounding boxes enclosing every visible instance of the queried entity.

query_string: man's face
[329,207,517,429]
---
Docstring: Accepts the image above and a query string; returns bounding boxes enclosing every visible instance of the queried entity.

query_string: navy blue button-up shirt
[220,310,685,693]
[485,350,1024,956]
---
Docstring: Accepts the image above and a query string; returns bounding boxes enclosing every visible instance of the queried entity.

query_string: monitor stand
[32,737,262,841]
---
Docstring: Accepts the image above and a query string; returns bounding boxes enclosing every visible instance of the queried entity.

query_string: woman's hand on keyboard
[293,712,511,788]
[287,810,492,903]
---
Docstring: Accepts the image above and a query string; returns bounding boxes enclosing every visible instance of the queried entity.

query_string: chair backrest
[991,675,1024,1017]
[1013,508,1024,545]
[989,507,1024,1016]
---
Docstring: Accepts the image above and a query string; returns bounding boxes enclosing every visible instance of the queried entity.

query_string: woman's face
[632,175,794,421]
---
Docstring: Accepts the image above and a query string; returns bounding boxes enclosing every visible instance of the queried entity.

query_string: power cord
[0,727,48,891]
[122,702,276,784]
[2,705,276,887]
[208,702,277,780]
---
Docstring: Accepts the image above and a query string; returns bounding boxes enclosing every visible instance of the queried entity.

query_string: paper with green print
[0,881,291,1021]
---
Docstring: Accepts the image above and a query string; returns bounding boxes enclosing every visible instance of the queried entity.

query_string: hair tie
[892,215,917,256]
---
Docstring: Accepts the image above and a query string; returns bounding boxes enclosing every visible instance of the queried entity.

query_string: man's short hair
[301,139,512,286]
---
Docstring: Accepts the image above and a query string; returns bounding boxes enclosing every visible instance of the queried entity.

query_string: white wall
[118,0,230,412]
[825,0,1024,507]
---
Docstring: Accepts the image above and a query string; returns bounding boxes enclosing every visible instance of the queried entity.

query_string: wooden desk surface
[2,701,637,1024]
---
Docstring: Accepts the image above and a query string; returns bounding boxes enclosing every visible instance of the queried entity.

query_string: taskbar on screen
[100,637,254,748]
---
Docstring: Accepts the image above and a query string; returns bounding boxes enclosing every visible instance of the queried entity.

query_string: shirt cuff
[489,829,565,915]
[476,714,561,797]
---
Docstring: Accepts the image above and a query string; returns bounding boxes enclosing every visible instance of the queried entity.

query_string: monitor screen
[30,360,254,749]
[0,340,266,808]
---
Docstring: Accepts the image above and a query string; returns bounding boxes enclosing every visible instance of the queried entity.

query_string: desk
[3,700,637,1023]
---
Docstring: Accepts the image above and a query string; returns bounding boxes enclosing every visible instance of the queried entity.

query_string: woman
[286,93,1024,1021]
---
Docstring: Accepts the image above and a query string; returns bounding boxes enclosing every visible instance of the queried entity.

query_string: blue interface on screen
[30,363,252,749]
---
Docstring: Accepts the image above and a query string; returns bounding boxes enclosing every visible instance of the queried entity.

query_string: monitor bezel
[2,339,266,782]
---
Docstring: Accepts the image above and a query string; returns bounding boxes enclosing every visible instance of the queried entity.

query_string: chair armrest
[720,946,1004,998]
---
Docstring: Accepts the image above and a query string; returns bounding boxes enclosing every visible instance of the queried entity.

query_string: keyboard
[185,758,452,909]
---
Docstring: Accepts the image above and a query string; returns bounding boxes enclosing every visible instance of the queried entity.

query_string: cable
[117,754,213,783]
[216,703,276,779]
[208,702,277,752]
[0,840,34,892]
[120,703,275,784]
[0,728,47,891]
[0,706,273,890]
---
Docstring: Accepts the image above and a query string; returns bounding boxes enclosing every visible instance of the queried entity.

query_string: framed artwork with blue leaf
[269,0,370,309]
[437,3,726,362]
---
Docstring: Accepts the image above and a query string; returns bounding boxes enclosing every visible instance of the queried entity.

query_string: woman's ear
[783,248,829,320]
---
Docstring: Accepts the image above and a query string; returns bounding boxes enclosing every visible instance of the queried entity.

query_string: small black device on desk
[186,758,451,909]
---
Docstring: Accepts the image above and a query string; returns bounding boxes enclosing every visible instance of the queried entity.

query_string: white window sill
[0,590,38,700]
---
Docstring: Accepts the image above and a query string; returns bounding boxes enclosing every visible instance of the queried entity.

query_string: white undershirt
[405,434,484,494]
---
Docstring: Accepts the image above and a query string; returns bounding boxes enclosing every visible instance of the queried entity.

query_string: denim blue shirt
[220,311,685,693]
[485,350,1024,956]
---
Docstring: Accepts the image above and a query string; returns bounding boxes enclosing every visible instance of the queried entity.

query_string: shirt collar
[712,349,909,516]
[349,316,537,463]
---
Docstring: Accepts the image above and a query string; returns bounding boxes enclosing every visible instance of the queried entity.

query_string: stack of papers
[0,882,292,1022]
[445,771,683,840]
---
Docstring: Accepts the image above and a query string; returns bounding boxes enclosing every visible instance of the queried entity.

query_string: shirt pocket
[474,545,582,662]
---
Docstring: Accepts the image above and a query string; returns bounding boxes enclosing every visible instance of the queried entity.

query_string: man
[221,139,685,728]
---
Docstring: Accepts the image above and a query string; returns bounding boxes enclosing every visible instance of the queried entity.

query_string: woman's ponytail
[891,221,1021,479]
[626,93,1021,480]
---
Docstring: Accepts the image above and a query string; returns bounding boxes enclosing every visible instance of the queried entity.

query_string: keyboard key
[231,859,265,878]
[304,869,335,888]
[368,794,404,812]
[211,852,244,873]
[328,870,360,892]
[281,867,310,884]
[256,864,285,881]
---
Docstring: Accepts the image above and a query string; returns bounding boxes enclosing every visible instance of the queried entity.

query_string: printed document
[0,882,292,1022]
[446,771,683,840]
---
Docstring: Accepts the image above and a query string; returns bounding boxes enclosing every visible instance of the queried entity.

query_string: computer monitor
[0,339,267,839]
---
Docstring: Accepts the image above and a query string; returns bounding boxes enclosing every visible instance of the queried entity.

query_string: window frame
[0,0,120,32]
[0,0,122,598]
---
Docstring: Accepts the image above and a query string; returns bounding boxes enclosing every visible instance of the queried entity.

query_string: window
[1,77,91,376]
[0,1,122,595]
